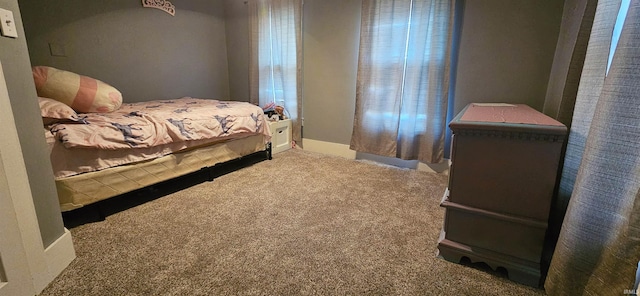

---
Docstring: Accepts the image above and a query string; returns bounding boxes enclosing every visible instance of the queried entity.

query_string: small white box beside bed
[268,119,292,154]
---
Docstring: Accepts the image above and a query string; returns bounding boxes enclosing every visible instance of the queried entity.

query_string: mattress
[56,134,266,211]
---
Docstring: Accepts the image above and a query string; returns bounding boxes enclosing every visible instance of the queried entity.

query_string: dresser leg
[437,246,463,264]
[437,237,542,288]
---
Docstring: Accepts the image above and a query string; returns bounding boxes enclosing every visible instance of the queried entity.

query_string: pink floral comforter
[50,97,270,150]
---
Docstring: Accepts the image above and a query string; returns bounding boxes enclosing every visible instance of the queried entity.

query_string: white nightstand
[268,119,292,154]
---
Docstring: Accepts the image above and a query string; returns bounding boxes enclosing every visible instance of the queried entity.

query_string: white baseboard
[41,228,75,293]
[302,138,357,159]
[301,138,449,174]
[418,160,451,175]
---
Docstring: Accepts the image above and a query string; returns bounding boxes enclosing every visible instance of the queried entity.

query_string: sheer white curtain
[249,0,302,146]
[350,0,455,164]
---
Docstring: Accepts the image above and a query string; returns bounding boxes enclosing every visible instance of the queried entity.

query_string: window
[251,0,300,113]
[350,0,454,163]
[607,0,631,74]
[249,0,302,145]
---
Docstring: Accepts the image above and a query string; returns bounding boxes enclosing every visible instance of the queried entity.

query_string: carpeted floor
[41,149,546,295]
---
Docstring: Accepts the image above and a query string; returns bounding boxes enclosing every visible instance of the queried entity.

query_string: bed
[42,96,272,212]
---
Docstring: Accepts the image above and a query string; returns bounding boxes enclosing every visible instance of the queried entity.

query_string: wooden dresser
[437,103,567,287]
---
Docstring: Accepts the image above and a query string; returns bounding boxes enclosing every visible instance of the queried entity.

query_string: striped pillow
[32,66,122,113]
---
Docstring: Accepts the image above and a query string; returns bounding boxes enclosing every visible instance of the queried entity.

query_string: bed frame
[61,139,272,227]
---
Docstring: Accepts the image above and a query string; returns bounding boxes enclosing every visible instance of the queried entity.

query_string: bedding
[44,97,271,211]
[38,97,85,125]
[49,97,267,150]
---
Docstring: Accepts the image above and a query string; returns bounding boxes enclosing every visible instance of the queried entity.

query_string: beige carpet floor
[41,149,545,295]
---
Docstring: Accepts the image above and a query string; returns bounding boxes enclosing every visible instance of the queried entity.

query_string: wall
[302,0,361,144]
[224,0,250,102]
[452,0,564,116]
[0,0,64,247]
[19,0,230,102]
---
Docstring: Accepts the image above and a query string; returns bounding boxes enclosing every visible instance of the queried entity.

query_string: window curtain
[542,0,598,272]
[350,0,455,164]
[544,0,640,294]
[249,0,303,147]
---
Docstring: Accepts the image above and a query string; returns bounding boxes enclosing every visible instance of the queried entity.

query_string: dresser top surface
[458,103,564,126]
[450,103,567,135]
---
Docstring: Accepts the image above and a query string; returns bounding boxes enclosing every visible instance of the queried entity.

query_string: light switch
[0,8,18,38]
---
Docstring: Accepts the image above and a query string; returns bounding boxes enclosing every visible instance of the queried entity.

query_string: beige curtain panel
[553,0,621,237]
[545,0,640,294]
[350,0,455,164]
[542,0,598,272]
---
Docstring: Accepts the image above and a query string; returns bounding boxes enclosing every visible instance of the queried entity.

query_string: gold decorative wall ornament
[142,0,175,16]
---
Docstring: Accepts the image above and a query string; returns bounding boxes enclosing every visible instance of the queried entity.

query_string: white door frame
[0,60,75,295]
[0,150,33,296]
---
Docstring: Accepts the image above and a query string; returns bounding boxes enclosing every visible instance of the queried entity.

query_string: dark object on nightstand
[437,103,567,287]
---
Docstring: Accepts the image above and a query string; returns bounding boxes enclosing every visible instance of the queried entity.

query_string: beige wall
[20,0,230,102]
[302,0,361,144]
[452,0,564,116]
[0,0,64,247]
[224,0,250,102]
